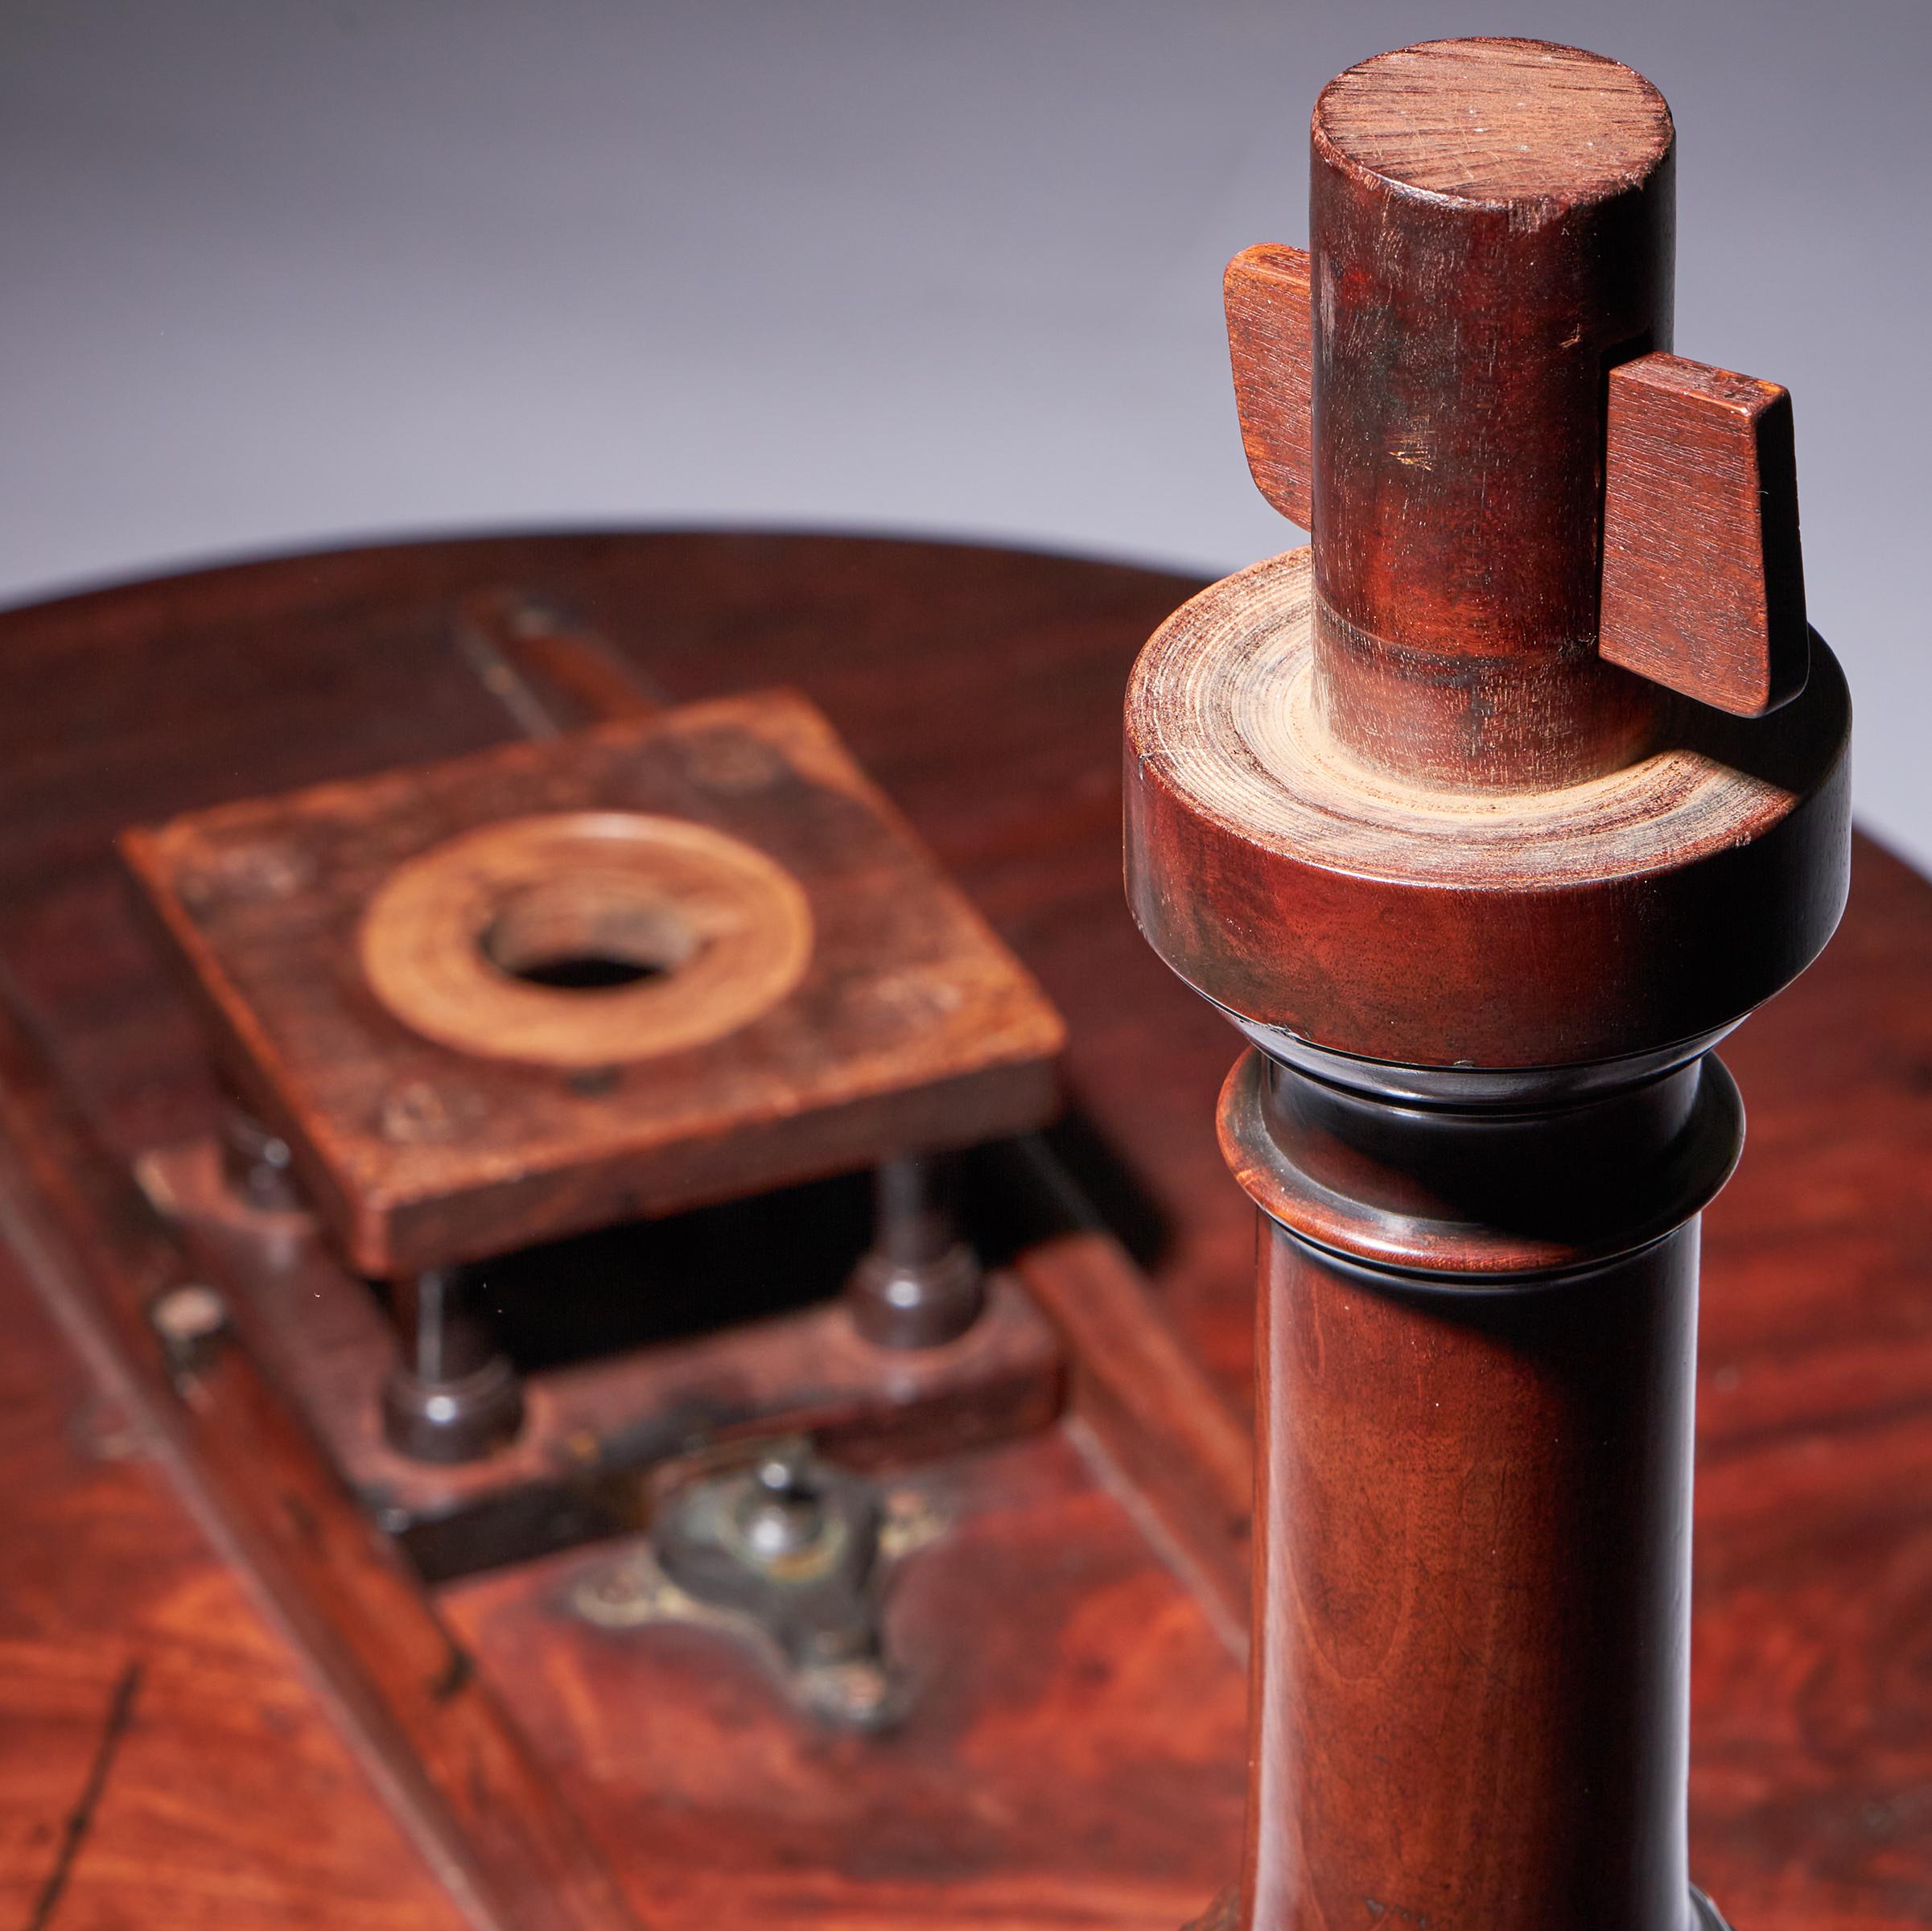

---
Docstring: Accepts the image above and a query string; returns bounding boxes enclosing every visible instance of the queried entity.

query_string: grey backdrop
[2,2,1926,861]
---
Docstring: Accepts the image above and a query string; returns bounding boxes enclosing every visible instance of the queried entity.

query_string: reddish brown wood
[1220,1041,1740,1931]
[1124,548,1849,1068]
[141,1126,1064,1575]
[1312,37,1675,788]
[1224,245,1312,530]
[1247,1229,1700,1930]
[0,1000,640,1931]
[0,529,1920,1930]
[1602,353,1809,717]
[1132,35,1856,1931]
[1008,1220,1252,1642]
[0,1163,475,1931]
[1226,256,1808,735]
[1226,256,1810,736]
[0,590,1255,1929]
[453,588,669,733]
[1137,50,1848,1074]
[122,693,1065,1276]
[440,1427,1246,1930]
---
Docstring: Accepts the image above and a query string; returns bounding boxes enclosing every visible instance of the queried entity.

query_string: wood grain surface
[0,530,1921,1929]
[123,692,1063,1276]
[1123,546,1850,1067]
[0,996,645,1931]
[1602,352,1810,718]
[1243,1228,1702,1931]
[1223,245,1312,531]
[0,1228,468,1931]
[1309,38,1675,788]
[1188,41,1850,1929]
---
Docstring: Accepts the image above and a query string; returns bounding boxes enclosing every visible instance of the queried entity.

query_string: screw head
[150,1282,228,1344]
[734,1458,827,1563]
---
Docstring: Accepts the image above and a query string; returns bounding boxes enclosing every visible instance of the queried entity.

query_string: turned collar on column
[1126,37,1848,1070]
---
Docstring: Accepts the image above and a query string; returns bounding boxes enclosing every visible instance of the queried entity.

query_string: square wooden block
[122,691,1064,1276]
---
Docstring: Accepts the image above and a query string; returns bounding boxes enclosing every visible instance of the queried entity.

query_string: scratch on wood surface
[27,1657,142,1930]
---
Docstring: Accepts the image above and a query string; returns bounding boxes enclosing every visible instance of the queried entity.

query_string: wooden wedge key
[1132,37,1850,1931]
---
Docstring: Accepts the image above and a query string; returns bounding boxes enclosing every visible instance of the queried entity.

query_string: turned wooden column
[1127,39,1851,1931]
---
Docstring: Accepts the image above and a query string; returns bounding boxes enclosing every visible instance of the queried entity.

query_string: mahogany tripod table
[0,529,1923,1929]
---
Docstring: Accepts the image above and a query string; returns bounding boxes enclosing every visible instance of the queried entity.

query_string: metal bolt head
[149,1283,230,1380]
[734,1457,827,1563]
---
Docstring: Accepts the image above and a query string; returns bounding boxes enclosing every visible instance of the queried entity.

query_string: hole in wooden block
[480,876,700,992]
[360,812,813,1066]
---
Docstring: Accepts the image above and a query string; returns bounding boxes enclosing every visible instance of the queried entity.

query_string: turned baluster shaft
[1135,38,1852,1931]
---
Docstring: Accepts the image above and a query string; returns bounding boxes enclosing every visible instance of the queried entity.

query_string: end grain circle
[360,813,812,1068]
[1315,38,1671,206]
